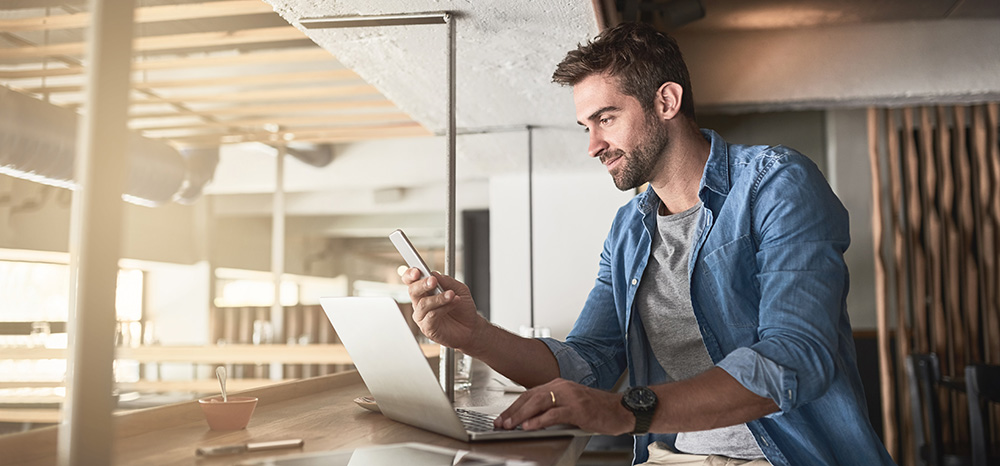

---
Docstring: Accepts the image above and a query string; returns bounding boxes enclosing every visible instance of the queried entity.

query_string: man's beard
[601,114,670,191]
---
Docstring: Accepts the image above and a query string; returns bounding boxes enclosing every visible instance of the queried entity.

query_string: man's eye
[600,117,612,125]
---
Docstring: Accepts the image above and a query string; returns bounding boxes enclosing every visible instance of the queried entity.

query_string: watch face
[626,387,656,409]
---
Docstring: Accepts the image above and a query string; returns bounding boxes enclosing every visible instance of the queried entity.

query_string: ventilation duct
[286,143,334,168]
[0,86,218,207]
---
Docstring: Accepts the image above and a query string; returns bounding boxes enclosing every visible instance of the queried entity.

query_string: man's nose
[588,132,608,159]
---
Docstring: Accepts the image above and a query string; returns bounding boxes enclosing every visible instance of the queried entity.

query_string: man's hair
[552,22,695,119]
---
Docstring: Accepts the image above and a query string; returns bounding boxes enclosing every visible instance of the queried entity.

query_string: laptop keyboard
[455,408,504,433]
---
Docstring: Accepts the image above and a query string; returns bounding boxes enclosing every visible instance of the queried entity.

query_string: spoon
[216,366,228,402]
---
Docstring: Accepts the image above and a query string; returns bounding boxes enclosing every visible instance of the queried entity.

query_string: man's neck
[649,126,710,216]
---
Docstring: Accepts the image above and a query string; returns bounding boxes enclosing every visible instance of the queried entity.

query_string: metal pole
[527,126,535,330]
[442,12,457,403]
[294,9,457,402]
[271,144,286,379]
[58,0,136,464]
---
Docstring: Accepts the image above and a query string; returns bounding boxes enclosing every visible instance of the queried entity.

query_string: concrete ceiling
[233,0,1000,235]
[263,0,1000,136]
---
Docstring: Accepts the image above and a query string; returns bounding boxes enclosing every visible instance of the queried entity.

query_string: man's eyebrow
[577,106,619,126]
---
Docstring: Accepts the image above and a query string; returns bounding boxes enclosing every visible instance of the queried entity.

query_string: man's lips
[600,151,624,169]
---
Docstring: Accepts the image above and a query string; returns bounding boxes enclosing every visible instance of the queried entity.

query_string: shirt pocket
[699,235,760,328]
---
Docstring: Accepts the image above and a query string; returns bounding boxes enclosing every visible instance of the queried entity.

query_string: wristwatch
[620,386,658,434]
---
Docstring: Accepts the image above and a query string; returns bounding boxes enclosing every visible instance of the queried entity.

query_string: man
[404,22,894,466]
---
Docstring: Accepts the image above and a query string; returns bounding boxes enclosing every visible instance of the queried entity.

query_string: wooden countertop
[2,343,441,364]
[0,361,590,466]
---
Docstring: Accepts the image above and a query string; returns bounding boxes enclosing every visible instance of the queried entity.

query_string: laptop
[319,296,589,441]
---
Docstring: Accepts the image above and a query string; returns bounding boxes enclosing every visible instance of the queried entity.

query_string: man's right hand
[402,269,483,353]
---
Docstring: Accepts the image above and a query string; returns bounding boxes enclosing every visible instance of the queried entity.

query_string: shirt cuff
[538,337,597,386]
[717,347,798,414]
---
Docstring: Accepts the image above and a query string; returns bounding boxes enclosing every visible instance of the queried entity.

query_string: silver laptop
[319,296,589,441]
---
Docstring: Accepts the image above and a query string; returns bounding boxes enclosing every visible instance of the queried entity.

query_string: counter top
[1,343,441,364]
[0,360,590,466]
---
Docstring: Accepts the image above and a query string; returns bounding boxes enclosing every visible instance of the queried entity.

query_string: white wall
[138,260,212,380]
[489,170,634,339]
[140,261,211,346]
[826,109,877,329]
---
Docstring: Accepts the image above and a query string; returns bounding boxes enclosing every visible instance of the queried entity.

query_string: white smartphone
[389,229,443,295]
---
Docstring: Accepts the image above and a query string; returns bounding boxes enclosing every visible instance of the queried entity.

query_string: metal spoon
[216,366,228,402]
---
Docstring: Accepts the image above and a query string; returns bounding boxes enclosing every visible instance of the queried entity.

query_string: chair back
[908,353,945,466]
[965,364,1000,466]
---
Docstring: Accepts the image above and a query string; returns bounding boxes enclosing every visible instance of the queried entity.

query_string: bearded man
[404,22,895,466]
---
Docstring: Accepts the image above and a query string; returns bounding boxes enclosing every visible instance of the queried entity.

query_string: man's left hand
[493,378,633,435]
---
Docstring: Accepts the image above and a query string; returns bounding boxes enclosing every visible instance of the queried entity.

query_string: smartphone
[389,229,443,295]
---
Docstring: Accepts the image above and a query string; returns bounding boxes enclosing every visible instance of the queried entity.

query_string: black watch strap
[632,407,654,434]
[621,386,657,434]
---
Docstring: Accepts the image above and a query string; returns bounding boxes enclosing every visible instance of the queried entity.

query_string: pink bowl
[198,396,258,430]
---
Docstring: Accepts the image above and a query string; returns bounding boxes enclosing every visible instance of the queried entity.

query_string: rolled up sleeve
[538,337,598,386]
[718,347,798,413]
[720,150,850,412]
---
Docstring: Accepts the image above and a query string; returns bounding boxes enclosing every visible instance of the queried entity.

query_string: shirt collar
[698,128,731,198]
[636,128,730,214]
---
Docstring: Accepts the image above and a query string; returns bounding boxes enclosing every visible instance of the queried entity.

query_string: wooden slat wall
[869,104,1000,464]
[885,107,915,461]
[869,107,897,456]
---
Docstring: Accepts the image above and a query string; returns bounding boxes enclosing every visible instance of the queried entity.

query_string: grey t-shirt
[635,201,765,460]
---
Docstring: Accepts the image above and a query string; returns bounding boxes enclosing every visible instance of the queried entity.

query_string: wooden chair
[907,353,971,466]
[964,364,1000,466]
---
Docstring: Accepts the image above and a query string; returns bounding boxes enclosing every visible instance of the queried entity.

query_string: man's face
[573,74,669,191]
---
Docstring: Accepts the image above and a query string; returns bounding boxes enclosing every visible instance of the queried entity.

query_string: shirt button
[631,278,638,286]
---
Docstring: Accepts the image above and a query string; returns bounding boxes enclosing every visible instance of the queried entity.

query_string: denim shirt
[540,129,895,465]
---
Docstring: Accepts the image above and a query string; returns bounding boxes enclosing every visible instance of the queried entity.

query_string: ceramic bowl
[197,396,258,430]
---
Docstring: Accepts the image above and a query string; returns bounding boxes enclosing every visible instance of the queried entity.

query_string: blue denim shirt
[541,129,895,465]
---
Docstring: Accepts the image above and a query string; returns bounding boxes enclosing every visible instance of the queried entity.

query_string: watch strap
[632,408,653,434]
[621,386,657,434]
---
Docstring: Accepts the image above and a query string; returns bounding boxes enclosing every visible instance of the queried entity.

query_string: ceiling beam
[20,69,358,94]
[132,112,415,132]
[0,0,274,32]
[126,85,383,105]
[0,48,333,79]
[0,26,306,59]
[165,122,430,146]
[129,99,394,119]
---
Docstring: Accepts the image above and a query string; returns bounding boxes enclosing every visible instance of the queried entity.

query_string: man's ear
[654,82,683,120]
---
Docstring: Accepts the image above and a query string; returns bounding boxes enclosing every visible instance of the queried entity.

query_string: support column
[271,145,286,380]
[58,0,136,464]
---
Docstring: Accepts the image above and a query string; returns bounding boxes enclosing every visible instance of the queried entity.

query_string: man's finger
[497,388,553,430]
[410,290,457,323]
[407,273,443,307]
[400,267,420,285]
